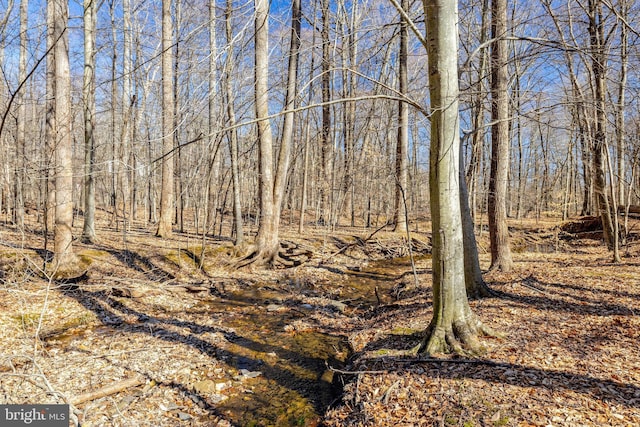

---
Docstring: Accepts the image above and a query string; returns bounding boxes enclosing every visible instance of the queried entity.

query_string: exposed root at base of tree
[466,279,497,300]
[235,244,306,269]
[420,315,499,356]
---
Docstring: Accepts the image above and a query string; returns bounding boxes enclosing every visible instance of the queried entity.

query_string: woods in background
[0,0,638,266]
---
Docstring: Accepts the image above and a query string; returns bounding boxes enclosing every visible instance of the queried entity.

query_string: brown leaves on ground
[325,229,640,427]
[0,216,638,426]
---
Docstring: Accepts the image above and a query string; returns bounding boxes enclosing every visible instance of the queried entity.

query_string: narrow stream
[42,256,426,426]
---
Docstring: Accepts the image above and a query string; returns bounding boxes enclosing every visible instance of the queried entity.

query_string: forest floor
[0,212,639,426]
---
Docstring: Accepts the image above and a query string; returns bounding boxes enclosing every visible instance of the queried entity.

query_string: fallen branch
[519,281,546,294]
[71,376,145,406]
[319,221,390,264]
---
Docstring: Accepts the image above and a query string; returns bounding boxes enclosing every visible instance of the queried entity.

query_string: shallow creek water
[202,256,430,425]
[44,256,428,426]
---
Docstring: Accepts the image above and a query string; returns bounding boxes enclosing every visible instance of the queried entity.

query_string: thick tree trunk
[588,0,616,257]
[252,0,278,264]
[487,0,513,272]
[52,0,78,271]
[156,0,175,238]
[242,0,300,267]
[421,0,491,355]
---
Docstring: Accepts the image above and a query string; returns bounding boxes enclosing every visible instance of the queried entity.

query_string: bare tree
[156,0,175,238]
[587,0,618,261]
[51,0,78,271]
[487,0,513,272]
[225,0,244,246]
[14,0,27,228]
[243,0,301,267]
[421,0,492,354]
[82,0,97,243]
[205,0,222,236]
[122,0,133,229]
[393,0,409,233]
[615,0,628,207]
[320,0,332,225]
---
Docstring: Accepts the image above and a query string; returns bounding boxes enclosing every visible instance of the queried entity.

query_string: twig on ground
[71,375,145,406]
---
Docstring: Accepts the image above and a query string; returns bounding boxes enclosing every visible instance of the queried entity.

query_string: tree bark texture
[488,0,513,272]
[252,0,278,264]
[156,0,175,238]
[52,0,77,270]
[421,0,489,355]
[393,0,409,233]
[588,0,616,253]
[225,0,244,246]
[82,0,97,243]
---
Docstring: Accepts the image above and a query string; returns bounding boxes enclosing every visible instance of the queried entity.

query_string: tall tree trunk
[320,0,332,225]
[615,0,627,207]
[421,0,491,355]
[0,6,7,223]
[44,0,55,237]
[252,0,277,263]
[393,0,409,233]
[225,0,244,246]
[588,0,616,255]
[461,146,492,299]
[273,0,300,218]
[109,0,118,227]
[51,0,77,271]
[156,0,175,238]
[206,0,221,235]
[122,0,132,229]
[543,0,594,216]
[487,0,513,272]
[82,0,97,243]
[173,0,183,233]
[14,0,27,228]
[243,0,300,267]
[299,2,318,234]
[466,0,489,222]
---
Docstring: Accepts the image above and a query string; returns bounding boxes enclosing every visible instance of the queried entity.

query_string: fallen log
[619,205,640,217]
[560,216,602,234]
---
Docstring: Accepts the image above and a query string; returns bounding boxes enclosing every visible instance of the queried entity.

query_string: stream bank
[1,238,430,426]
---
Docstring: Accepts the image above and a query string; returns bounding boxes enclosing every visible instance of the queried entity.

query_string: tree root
[466,278,497,300]
[235,245,307,269]
[420,313,500,356]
